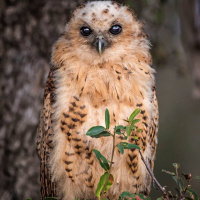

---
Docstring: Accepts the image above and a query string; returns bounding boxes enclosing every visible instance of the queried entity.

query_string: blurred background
[0,0,200,199]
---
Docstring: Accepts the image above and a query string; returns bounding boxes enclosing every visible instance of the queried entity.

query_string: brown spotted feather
[36,67,57,199]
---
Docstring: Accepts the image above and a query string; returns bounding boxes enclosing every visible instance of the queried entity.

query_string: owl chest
[51,78,153,199]
[58,94,150,173]
[58,92,149,149]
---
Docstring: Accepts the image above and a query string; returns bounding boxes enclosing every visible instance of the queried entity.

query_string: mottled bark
[178,0,200,98]
[0,1,86,199]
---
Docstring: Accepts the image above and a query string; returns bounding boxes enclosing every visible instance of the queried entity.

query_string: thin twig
[138,150,169,199]
[183,179,190,194]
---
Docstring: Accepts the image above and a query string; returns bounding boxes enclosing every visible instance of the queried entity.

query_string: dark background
[0,0,200,199]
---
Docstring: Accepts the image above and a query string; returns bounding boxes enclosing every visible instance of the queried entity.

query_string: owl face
[64,1,144,63]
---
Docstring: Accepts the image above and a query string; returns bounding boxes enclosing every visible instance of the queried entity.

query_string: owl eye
[109,25,122,35]
[80,27,92,36]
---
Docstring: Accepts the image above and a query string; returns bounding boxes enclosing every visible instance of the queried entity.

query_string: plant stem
[138,150,169,199]
[101,131,116,199]
[183,179,190,194]
[175,167,184,200]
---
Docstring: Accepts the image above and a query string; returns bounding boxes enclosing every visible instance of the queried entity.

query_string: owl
[36,1,159,200]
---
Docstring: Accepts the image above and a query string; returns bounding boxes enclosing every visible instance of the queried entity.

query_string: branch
[139,150,169,199]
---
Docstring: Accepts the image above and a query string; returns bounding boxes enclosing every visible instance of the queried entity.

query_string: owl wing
[149,85,159,169]
[36,66,57,199]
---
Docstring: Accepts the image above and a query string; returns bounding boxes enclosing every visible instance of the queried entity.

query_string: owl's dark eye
[80,27,92,36]
[109,25,122,35]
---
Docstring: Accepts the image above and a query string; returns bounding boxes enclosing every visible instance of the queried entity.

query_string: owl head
[52,1,150,66]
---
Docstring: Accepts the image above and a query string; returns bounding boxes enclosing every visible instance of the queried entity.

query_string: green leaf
[115,125,125,130]
[26,199,32,200]
[172,176,184,191]
[175,188,181,195]
[120,142,128,146]
[130,125,135,130]
[132,136,138,140]
[131,119,141,126]
[173,163,180,169]
[124,143,140,150]
[44,198,58,200]
[187,188,199,200]
[96,172,108,198]
[126,126,131,136]
[86,126,110,138]
[86,126,105,136]
[95,172,113,198]
[119,191,134,198]
[96,131,111,138]
[93,149,109,171]
[136,129,143,132]
[105,109,110,129]
[118,142,140,150]
[105,174,113,193]
[172,176,178,185]
[115,125,125,135]
[162,169,175,176]
[117,143,124,154]
[178,178,184,191]
[195,176,200,180]
[129,108,141,122]
[157,198,164,200]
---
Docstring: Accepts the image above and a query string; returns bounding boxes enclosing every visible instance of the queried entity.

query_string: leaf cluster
[86,108,141,200]
[160,163,199,200]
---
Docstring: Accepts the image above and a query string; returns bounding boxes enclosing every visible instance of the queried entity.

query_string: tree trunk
[0,1,86,199]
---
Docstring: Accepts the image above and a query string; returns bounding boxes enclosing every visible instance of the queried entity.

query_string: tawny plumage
[36,1,159,199]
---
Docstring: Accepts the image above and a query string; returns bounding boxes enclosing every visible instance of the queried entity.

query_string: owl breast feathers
[36,1,159,200]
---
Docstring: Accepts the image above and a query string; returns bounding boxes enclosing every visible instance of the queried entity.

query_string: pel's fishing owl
[36,1,159,200]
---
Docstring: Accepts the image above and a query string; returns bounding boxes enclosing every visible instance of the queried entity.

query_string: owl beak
[96,36,105,56]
